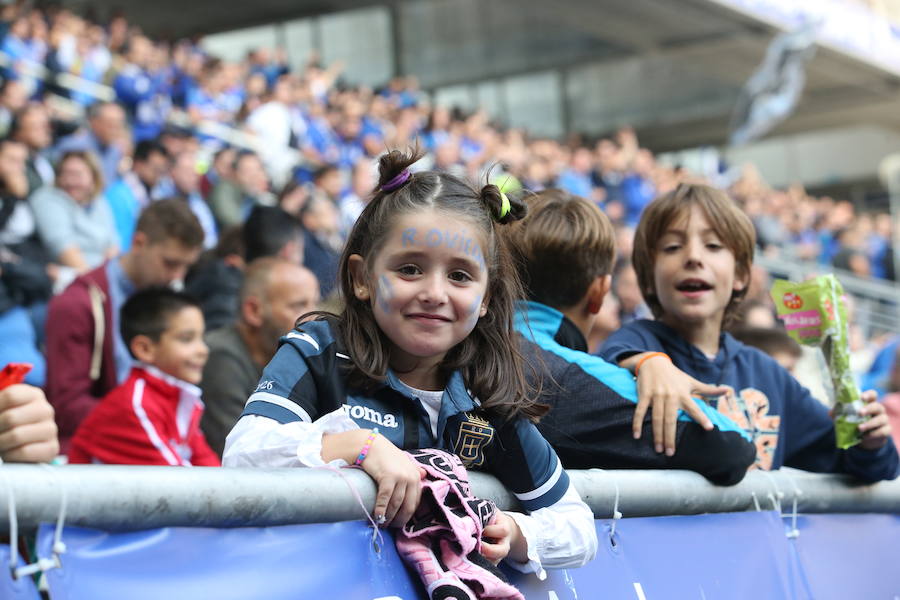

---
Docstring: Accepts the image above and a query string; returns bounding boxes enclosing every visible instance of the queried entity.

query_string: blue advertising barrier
[790,513,900,600]
[0,545,41,600]
[36,512,900,600]
[569,511,807,599]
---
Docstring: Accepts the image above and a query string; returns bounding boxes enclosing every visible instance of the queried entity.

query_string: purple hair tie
[380,169,412,193]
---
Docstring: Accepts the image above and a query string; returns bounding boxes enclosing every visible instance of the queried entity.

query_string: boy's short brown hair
[135,198,205,248]
[505,189,616,309]
[632,183,755,324]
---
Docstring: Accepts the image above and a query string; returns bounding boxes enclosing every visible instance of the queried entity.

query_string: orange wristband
[634,352,670,376]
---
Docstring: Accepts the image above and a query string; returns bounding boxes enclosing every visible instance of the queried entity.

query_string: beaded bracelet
[354,428,379,466]
[634,352,671,376]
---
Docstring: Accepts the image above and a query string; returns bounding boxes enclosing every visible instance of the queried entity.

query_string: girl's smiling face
[350,209,489,373]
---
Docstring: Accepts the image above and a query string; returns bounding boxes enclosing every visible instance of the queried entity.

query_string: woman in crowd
[30,150,117,274]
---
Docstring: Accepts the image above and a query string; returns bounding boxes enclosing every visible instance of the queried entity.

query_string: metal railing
[0,464,897,533]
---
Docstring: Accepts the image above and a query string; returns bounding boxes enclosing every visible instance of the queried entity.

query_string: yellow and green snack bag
[770,275,862,449]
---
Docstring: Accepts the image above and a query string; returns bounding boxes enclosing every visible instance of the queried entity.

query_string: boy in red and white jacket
[69,288,219,466]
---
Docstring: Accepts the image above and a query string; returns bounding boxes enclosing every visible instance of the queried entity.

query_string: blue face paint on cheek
[376,275,394,313]
[466,294,483,325]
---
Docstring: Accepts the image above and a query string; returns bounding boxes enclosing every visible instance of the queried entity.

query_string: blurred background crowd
[0,0,898,414]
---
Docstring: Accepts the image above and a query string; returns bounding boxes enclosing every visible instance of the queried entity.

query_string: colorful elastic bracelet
[355,428,379,466]
[634,352,671,376]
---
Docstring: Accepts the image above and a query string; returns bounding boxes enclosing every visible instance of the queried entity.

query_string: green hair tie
[498,192,511,220]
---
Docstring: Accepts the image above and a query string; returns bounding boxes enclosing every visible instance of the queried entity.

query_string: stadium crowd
[0,3,894,467]
[0,5,897,593]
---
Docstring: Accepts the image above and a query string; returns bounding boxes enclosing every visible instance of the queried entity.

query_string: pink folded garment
[395,448,524,600]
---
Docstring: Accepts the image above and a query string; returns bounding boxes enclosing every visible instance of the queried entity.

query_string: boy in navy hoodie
[507,189,756,485]
[600,183,897,481]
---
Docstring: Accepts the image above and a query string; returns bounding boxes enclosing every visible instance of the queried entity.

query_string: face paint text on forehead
[401,227,486,271]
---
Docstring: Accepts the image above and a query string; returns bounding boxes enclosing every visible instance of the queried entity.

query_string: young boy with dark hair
[600,183,897,481]
[507,189,756,485]
[69,288,219,466]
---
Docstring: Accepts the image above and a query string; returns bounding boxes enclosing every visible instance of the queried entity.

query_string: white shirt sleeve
[223,410,599,578]
[222,409,359,468]
[504,482,598,579]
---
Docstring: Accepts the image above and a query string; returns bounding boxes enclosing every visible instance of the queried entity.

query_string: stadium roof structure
[68,0,900,150]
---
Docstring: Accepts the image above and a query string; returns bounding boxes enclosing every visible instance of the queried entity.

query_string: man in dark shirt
[200,257,319,456]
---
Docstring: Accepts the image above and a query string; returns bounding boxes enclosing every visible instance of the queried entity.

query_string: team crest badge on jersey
[454,413,494,468]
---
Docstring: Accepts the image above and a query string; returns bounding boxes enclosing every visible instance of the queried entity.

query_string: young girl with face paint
[224,149,597,575]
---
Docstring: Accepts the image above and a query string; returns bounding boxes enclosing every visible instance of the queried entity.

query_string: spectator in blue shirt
[1,16,36,94]
[247,47,289,88]
[557,147,594,199]
[106,140,171,251]
[170,151,217,249]
[620,148,656,227]
[187,58,233,126]
[114,35,170,142]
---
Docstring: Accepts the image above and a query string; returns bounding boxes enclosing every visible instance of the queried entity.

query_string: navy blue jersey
[242,318,570,511]
[600,319,899,482]
[516,302,755,485]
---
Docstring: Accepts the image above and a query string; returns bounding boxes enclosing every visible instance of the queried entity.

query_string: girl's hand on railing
[361,435,426,527]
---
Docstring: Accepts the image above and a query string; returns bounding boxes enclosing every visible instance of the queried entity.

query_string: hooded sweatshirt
[600,319,898,482]
[516,302,756,486]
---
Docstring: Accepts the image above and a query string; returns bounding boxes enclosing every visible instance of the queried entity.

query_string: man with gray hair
[53,101,126,186]
[200,257,319,456]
